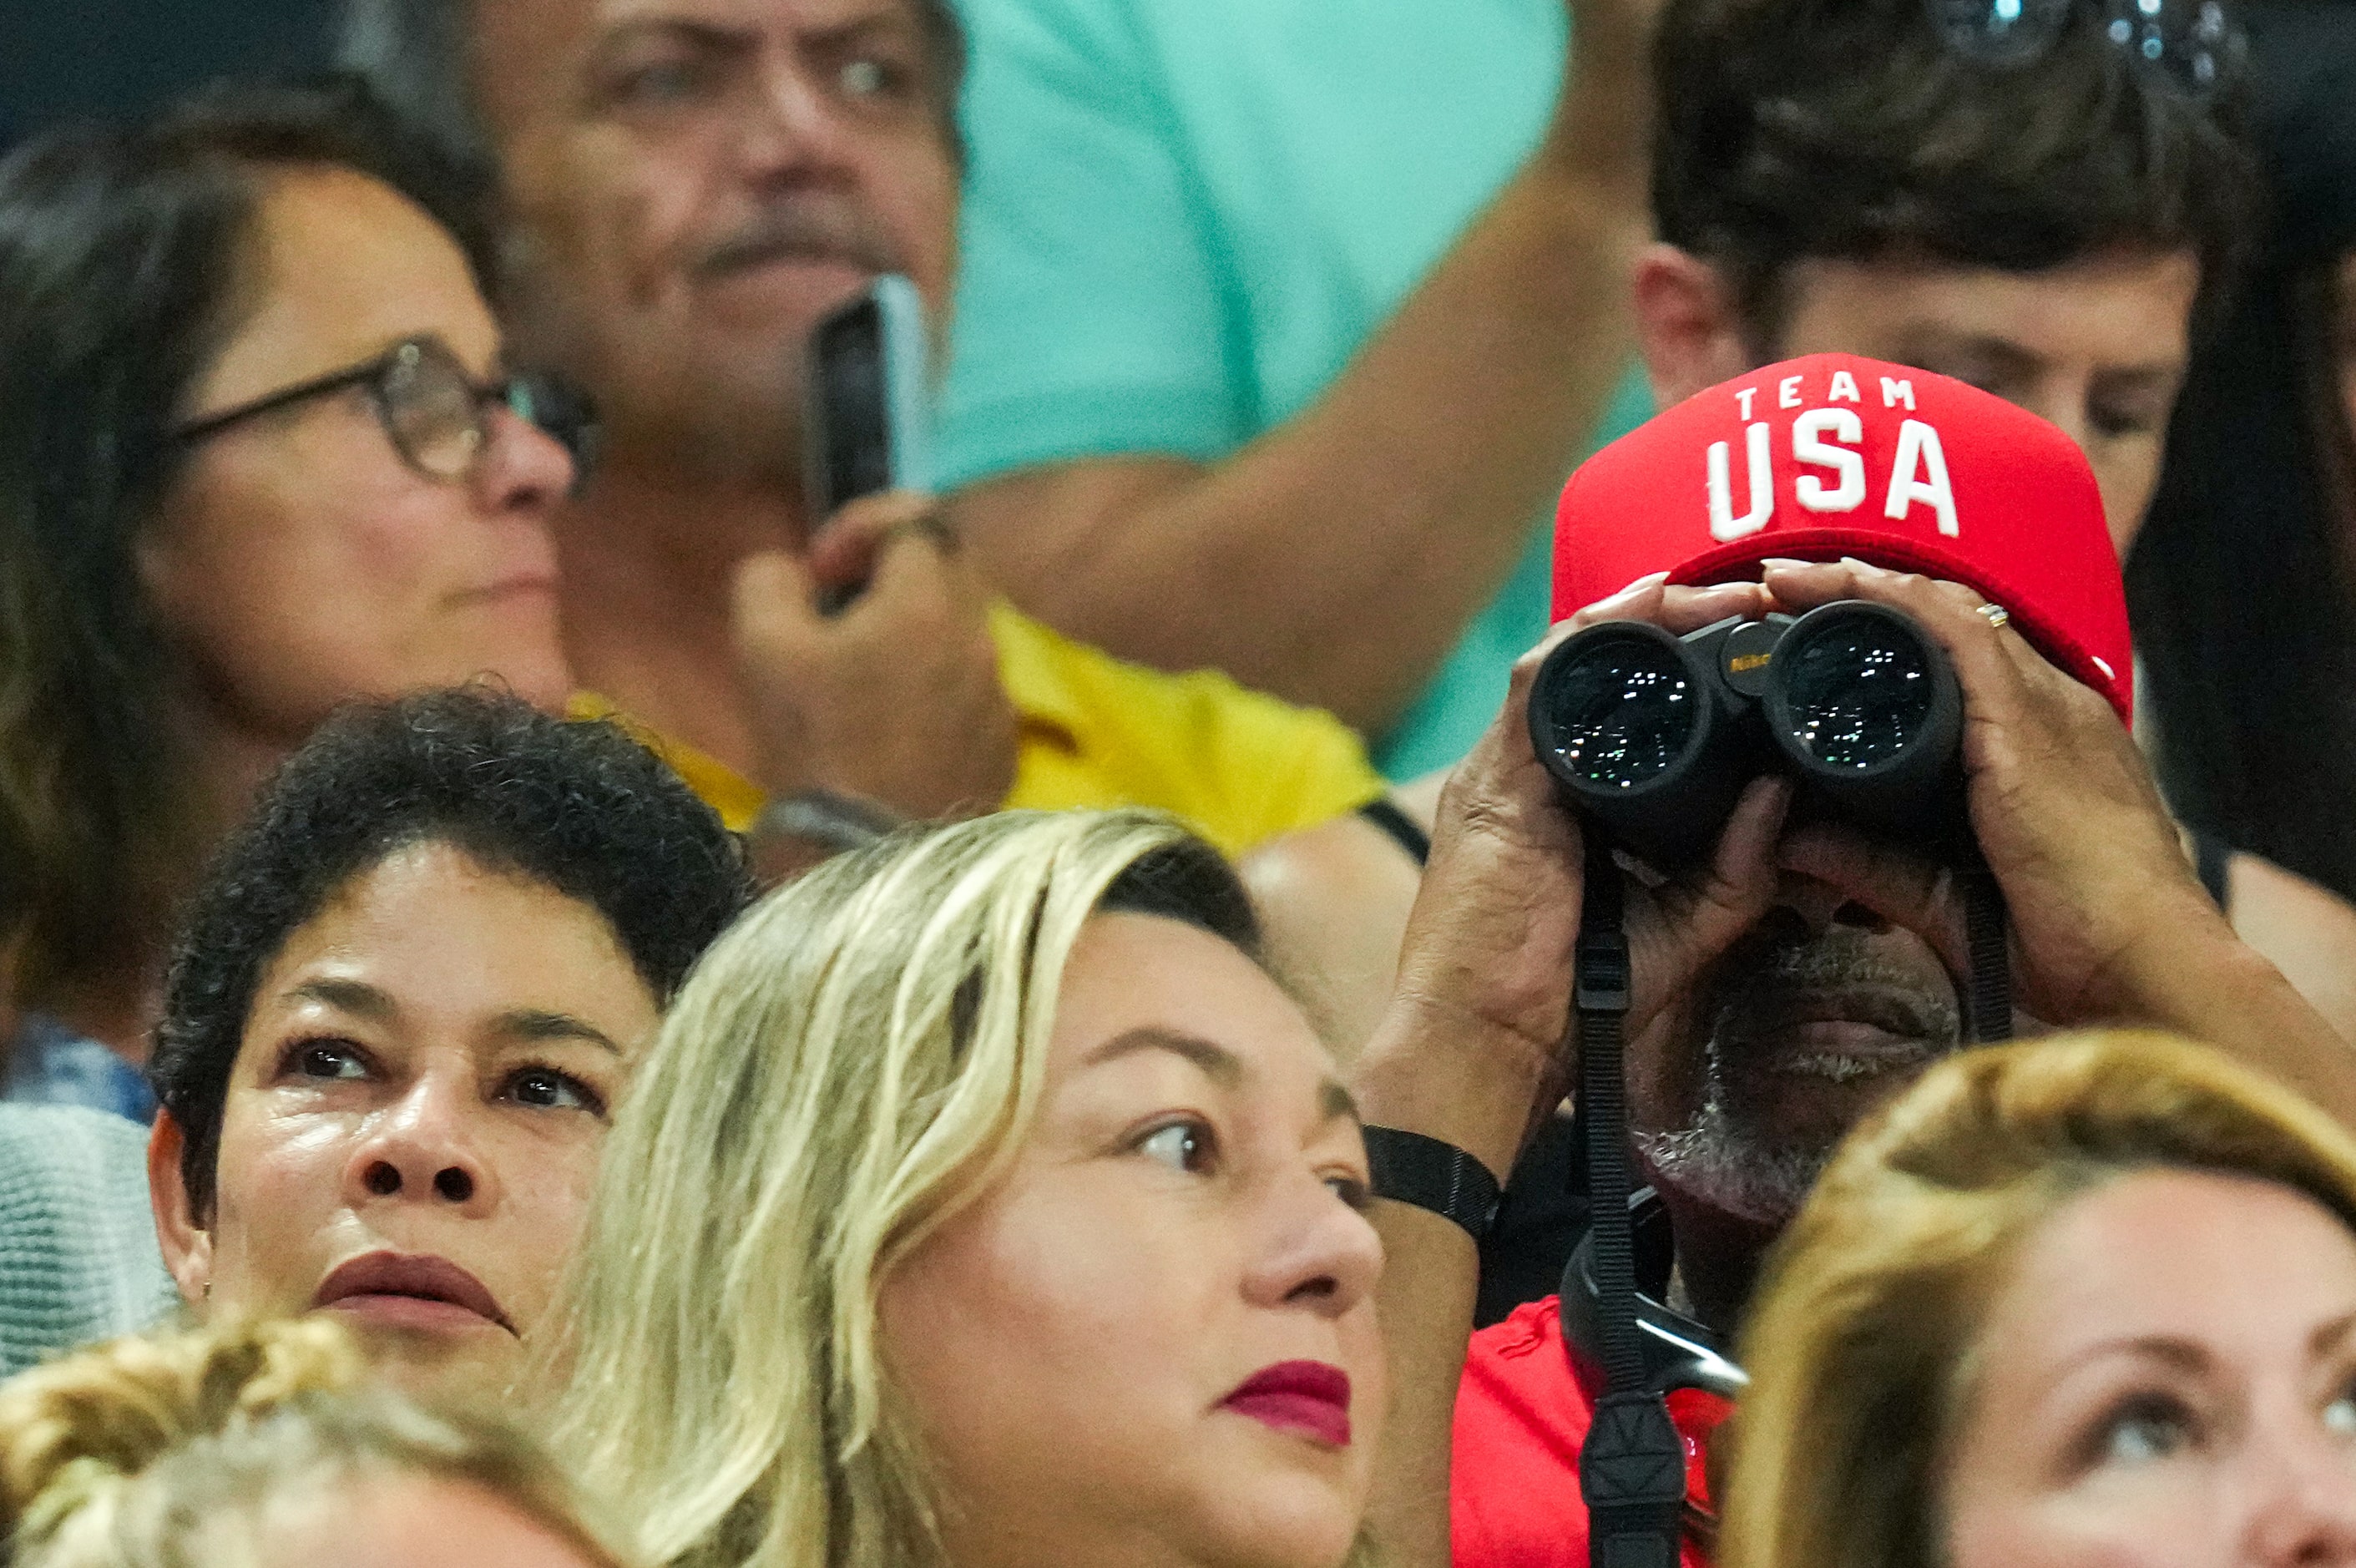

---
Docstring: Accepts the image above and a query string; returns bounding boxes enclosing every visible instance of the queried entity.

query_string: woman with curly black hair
[145,686,753,1399]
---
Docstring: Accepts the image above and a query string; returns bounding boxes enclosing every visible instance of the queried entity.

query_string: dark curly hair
[151,687,756,1219]
[0,73,503,1012]
[1653,0,2260,351]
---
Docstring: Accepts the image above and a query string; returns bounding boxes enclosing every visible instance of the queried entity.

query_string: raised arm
[1349,578,1787,1565]
[948,0,1662,734]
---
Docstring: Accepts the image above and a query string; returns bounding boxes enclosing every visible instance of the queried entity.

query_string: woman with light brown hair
[0,1316,624,1568]
[1721,1030,2356,1568]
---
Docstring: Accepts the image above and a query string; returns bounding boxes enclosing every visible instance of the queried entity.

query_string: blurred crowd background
[2,1,333,140]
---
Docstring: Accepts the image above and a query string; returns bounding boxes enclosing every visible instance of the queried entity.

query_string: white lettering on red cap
[1707,422,1775,540]
[1829,371,1862,404]
[1778,375,1803,409]
[1887,420,1959,536]
[1881,377,1917,411]
[1793,408,1867,512]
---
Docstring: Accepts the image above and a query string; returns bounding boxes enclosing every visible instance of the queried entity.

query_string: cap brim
[1667,528,2128,721]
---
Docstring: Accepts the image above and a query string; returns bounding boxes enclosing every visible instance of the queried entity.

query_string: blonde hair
[0,1316,625,1568]
[1719,1030,2356,1568]
[537,809,1266,1568]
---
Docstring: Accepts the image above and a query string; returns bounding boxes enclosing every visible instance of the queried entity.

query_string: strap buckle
[1575,928,1632,1014]
[1581,1390,1688,1568]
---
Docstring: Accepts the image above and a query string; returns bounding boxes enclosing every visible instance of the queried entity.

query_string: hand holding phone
[804,276,933,613]
[732,491,1019,821]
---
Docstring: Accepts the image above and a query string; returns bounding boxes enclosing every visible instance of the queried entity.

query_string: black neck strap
[1962,860,2013,1044]
[1574,838,1686,1568]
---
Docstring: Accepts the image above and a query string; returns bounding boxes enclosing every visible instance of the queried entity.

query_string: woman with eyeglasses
[0,75,590,1115]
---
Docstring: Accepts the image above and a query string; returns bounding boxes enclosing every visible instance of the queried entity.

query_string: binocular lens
[1538,635,1700,790]
[1781,620,1937,770]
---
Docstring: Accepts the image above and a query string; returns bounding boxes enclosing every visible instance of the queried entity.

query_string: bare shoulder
[2229,851,2356,1045]
[1241,809,1426,1059]
[1390,768,1450,837]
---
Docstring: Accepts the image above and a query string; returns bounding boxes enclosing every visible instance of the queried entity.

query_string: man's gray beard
[1634,928,1963,1229]
[1634,1103,1833,1230]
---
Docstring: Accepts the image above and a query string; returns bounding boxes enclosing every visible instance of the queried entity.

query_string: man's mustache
[1738,926,1944,994]
[693,202,899,281]
[1707,923,1962,1048]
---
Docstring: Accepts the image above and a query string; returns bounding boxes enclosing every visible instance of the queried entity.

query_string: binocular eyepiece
[1527,599,1965,868]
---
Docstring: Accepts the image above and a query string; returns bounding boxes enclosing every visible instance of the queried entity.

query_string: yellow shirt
[570,603,1386,858]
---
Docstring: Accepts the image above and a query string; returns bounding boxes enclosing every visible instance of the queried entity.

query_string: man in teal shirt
[938,0,1658,776]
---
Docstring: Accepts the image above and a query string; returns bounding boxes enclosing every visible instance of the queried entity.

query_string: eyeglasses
[1925,0,2242,93]
[173,336,599,483]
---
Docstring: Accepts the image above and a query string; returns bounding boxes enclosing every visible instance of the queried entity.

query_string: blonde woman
[1721,1031,2356,1568]
[537,809,1384,1568]
[0,1316,624,1568]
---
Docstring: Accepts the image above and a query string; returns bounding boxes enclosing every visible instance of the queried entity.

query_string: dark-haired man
[1637,0,2244,547]
[1351,354,2356,1566]
[336,0,1392,865]
[1625,0,2356,1038]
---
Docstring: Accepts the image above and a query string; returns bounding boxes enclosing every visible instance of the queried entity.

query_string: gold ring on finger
[1977,602,2010,632]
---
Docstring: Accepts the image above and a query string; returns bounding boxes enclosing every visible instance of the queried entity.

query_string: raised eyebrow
[590,18,757,63]
[1084,1026,1245,1090]
[1322,1080,1361,1125]
[1900,331,2046,381]
[490,1009,624,1056]
[281,977,397,1024]
[2074,1335,2212,1376]
[2309,1308,2356,1360]
[806,10,926,52]
[2088,363,2184,392]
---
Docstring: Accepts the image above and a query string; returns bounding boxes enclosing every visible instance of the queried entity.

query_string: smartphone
[803,274,933,520]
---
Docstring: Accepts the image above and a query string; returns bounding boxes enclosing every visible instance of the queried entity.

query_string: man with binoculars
[1345,354,2356,1568]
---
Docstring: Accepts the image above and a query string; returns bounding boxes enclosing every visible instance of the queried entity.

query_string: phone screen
[809,295,894,516]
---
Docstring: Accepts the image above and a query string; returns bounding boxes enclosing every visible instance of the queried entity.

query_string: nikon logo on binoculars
[1706,370,1960,542]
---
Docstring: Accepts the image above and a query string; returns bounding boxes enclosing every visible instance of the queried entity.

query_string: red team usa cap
[1553,352,2135,723]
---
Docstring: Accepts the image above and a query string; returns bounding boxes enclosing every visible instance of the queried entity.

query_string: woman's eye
[504,1067,604,1116]
[1137,1120,1216,1175]
[2324,1388,2356,1438]
[1325,1171,1374,1212]
[286,1040,368,1081]
[2096,1397,2197,1465]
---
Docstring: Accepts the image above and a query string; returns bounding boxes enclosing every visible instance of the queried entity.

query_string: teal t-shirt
[938,0,1654,778]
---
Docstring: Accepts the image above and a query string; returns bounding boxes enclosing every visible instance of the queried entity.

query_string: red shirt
[1451,1296,1730,1568]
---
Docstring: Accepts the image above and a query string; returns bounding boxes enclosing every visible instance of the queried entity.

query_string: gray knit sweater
[0,1105,176,1378]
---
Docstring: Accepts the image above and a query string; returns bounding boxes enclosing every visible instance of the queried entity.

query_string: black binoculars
[1527,600,1965,868]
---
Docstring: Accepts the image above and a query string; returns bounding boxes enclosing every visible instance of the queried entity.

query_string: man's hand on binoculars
[1758,557,2231,1029]
[1374,574,1791,1177]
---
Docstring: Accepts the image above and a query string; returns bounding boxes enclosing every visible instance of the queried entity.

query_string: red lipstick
[1221,1359,1352,1447]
